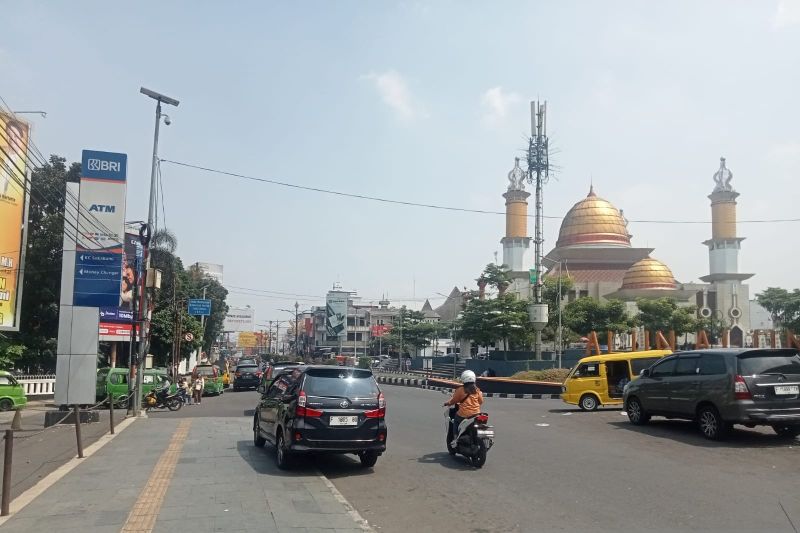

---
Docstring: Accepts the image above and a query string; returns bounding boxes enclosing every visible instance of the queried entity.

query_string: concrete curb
[376,375,561,399]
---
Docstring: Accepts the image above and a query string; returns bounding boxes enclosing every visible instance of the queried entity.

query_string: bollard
[108,396,115,435]
[2,430,12,516]
[10,410,21,431]
[73,406,84,459]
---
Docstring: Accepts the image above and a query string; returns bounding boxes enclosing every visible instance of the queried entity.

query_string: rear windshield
[237,365,259,371]
[631,357,663,375]
[737,351,800,376]
[196,366,216,376]
[303,369,378,399]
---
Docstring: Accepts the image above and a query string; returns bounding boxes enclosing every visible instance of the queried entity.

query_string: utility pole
[199,286,207,360]
[294,301,299,356]
[135,88,179,416]
[526,100,550,362]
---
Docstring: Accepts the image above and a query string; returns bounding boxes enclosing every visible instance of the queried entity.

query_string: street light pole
[294,301,299,357]
[134,87,179,417]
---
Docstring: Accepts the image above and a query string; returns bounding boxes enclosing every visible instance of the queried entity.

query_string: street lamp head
[140,87,180,107]
[162,114,171,126]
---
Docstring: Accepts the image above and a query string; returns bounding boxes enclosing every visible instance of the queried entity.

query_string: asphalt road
[153,384,800,532]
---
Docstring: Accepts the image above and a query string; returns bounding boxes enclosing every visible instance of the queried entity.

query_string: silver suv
[623,349,800,440]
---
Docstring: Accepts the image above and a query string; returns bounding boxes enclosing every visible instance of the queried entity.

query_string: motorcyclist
[443,370,484,445]
[155,377,172,404]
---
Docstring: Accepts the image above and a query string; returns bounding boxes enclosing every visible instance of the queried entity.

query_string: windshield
[303,369,379,399]
[196,366,216,376]
[737,351,800,376]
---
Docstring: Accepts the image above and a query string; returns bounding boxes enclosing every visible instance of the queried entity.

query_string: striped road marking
[120,419,192,532]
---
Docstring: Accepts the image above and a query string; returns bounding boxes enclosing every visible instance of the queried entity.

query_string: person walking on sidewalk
[180,377,192,405]
[193,376,204,404]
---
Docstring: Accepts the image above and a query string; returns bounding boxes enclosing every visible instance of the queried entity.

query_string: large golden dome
[556,187,631,248]
[621,257,677,290]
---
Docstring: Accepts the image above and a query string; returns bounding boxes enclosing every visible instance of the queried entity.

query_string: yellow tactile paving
[120,419,191,532]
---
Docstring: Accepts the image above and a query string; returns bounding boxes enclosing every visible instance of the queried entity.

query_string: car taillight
[734,375,752,400]
[476,413,489,423]
[295,392,322,417]
[235,372,241,377]
[256,371,263,377]
[365,392,387,418]
[377,432,385,442]
[378,391,386,409]
[294,432,302,441]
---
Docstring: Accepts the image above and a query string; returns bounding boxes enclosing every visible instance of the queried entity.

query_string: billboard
[224,307,254,332]
[371,324,391,337]
[99,232,143,324]
[193,262,223,284]
[237,331,257,348]
[73,150,127,308]
[0,112,31,331]
[325,291,348,338]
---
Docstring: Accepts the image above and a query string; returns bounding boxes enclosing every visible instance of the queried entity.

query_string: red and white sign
[371,324,391,337]
[99,322,135,341]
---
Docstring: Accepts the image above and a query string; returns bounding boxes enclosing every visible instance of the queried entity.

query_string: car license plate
[330,416,358,426]
[775,385,799,395]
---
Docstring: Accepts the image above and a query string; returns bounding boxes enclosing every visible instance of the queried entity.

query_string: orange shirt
[446,386,484,417]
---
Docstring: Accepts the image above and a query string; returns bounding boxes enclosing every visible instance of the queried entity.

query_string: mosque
[499,157,754,347]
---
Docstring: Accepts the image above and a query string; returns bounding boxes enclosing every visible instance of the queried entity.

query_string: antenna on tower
[525,100,551,361]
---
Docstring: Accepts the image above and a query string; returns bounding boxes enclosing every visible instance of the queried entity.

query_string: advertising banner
[371,324,391,337]
[0,112,30,331]
[73,150,127,308]
[99,322,136,342]
[237,331,257,348]
[325,292,348,338]
[224,307,255,332]
[99,232,143,324]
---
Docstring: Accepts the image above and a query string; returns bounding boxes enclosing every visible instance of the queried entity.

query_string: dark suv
[233,364,262,391]
[253,366,387,469]
[624,349,800,440]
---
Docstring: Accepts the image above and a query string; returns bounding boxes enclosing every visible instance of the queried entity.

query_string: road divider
[376,375,561,399]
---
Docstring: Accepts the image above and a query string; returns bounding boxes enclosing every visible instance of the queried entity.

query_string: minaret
[501,157,531,271]
[700,157,753,344]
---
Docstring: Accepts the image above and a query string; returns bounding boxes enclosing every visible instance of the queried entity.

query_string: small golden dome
[556,186,631,247]
[621,257,677,290]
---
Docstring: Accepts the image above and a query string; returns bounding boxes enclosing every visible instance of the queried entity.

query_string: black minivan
[253,366,387,469]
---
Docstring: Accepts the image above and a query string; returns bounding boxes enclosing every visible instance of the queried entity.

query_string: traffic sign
[184,332,194,342]
[188,299,212,316]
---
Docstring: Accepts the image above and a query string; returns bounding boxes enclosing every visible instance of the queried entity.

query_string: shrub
[357,357,372,369]
[509,368,571,383]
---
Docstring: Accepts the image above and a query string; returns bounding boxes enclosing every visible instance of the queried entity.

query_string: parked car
[253,365,387,469]
[96,367,175,407]
[233,364,263,391]
[624,348,800,440]
[192,364,225,396]
[0,371,27,411]
[562,349,672,410]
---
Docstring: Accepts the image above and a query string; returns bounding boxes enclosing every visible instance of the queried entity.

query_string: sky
[4,1,800,327]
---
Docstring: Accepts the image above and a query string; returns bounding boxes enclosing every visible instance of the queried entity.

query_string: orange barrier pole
[668,330,676,351]
[770,329,777,349]
[644,330,651,351]
[696,330,710,349]
[607,331,614,354]
[631,330,637,351]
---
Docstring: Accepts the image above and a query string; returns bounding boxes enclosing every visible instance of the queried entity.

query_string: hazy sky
[4,1,800,326]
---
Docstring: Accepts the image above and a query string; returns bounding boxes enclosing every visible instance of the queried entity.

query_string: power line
[160,158,800,225]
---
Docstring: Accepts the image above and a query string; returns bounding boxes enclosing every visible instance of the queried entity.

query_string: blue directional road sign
[73,252,123,307]
[188,299,212,316]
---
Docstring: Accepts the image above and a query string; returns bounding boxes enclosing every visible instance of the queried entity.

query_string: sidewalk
[0,404,123,497]
[0,414,371,532]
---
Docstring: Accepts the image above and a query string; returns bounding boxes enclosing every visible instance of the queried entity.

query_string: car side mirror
[640,369,650,377]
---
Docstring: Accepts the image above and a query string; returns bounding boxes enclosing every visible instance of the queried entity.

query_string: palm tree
[479,263,512,297]
[151,228,178,254]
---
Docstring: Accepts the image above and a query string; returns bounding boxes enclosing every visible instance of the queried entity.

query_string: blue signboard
[188,299,212,316]
[81,150,128,181]
[73,252,123,307]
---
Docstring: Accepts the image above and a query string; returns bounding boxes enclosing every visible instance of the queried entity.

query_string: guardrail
[15,375,56,397]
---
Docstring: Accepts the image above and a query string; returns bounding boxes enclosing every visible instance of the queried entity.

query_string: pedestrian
[180,377,192,405]
[193,376,204,404]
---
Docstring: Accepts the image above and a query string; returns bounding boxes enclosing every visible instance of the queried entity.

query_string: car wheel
[697,405,727,440]
[626,397,650,425]
[772,425,800,439]
[0,399,13,411]
[253,415,266,448]
[275,431,291,470]
[470,439,487,468]
[359,451,379,468]
[579,394,599,411]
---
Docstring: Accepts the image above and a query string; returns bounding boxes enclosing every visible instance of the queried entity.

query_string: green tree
[563,298,634,336]
[479,263,512,296]
[6,156,80,371]
[756,287,800,331]
[455,294,530,359]
[385,307,433,356]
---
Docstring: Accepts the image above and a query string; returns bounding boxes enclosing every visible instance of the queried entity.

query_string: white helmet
[460,370,477,384]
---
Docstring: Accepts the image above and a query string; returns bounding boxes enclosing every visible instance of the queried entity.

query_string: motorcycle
[144,388,183,411]
[445,406,494,468]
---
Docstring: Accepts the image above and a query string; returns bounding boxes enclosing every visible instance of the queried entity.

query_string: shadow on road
[609,420,796,449]
[236,439,378,478]
[416,451,476,471]
[548,407,621,414]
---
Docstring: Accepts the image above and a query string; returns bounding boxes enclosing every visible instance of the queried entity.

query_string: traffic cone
[11,409,22,430]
